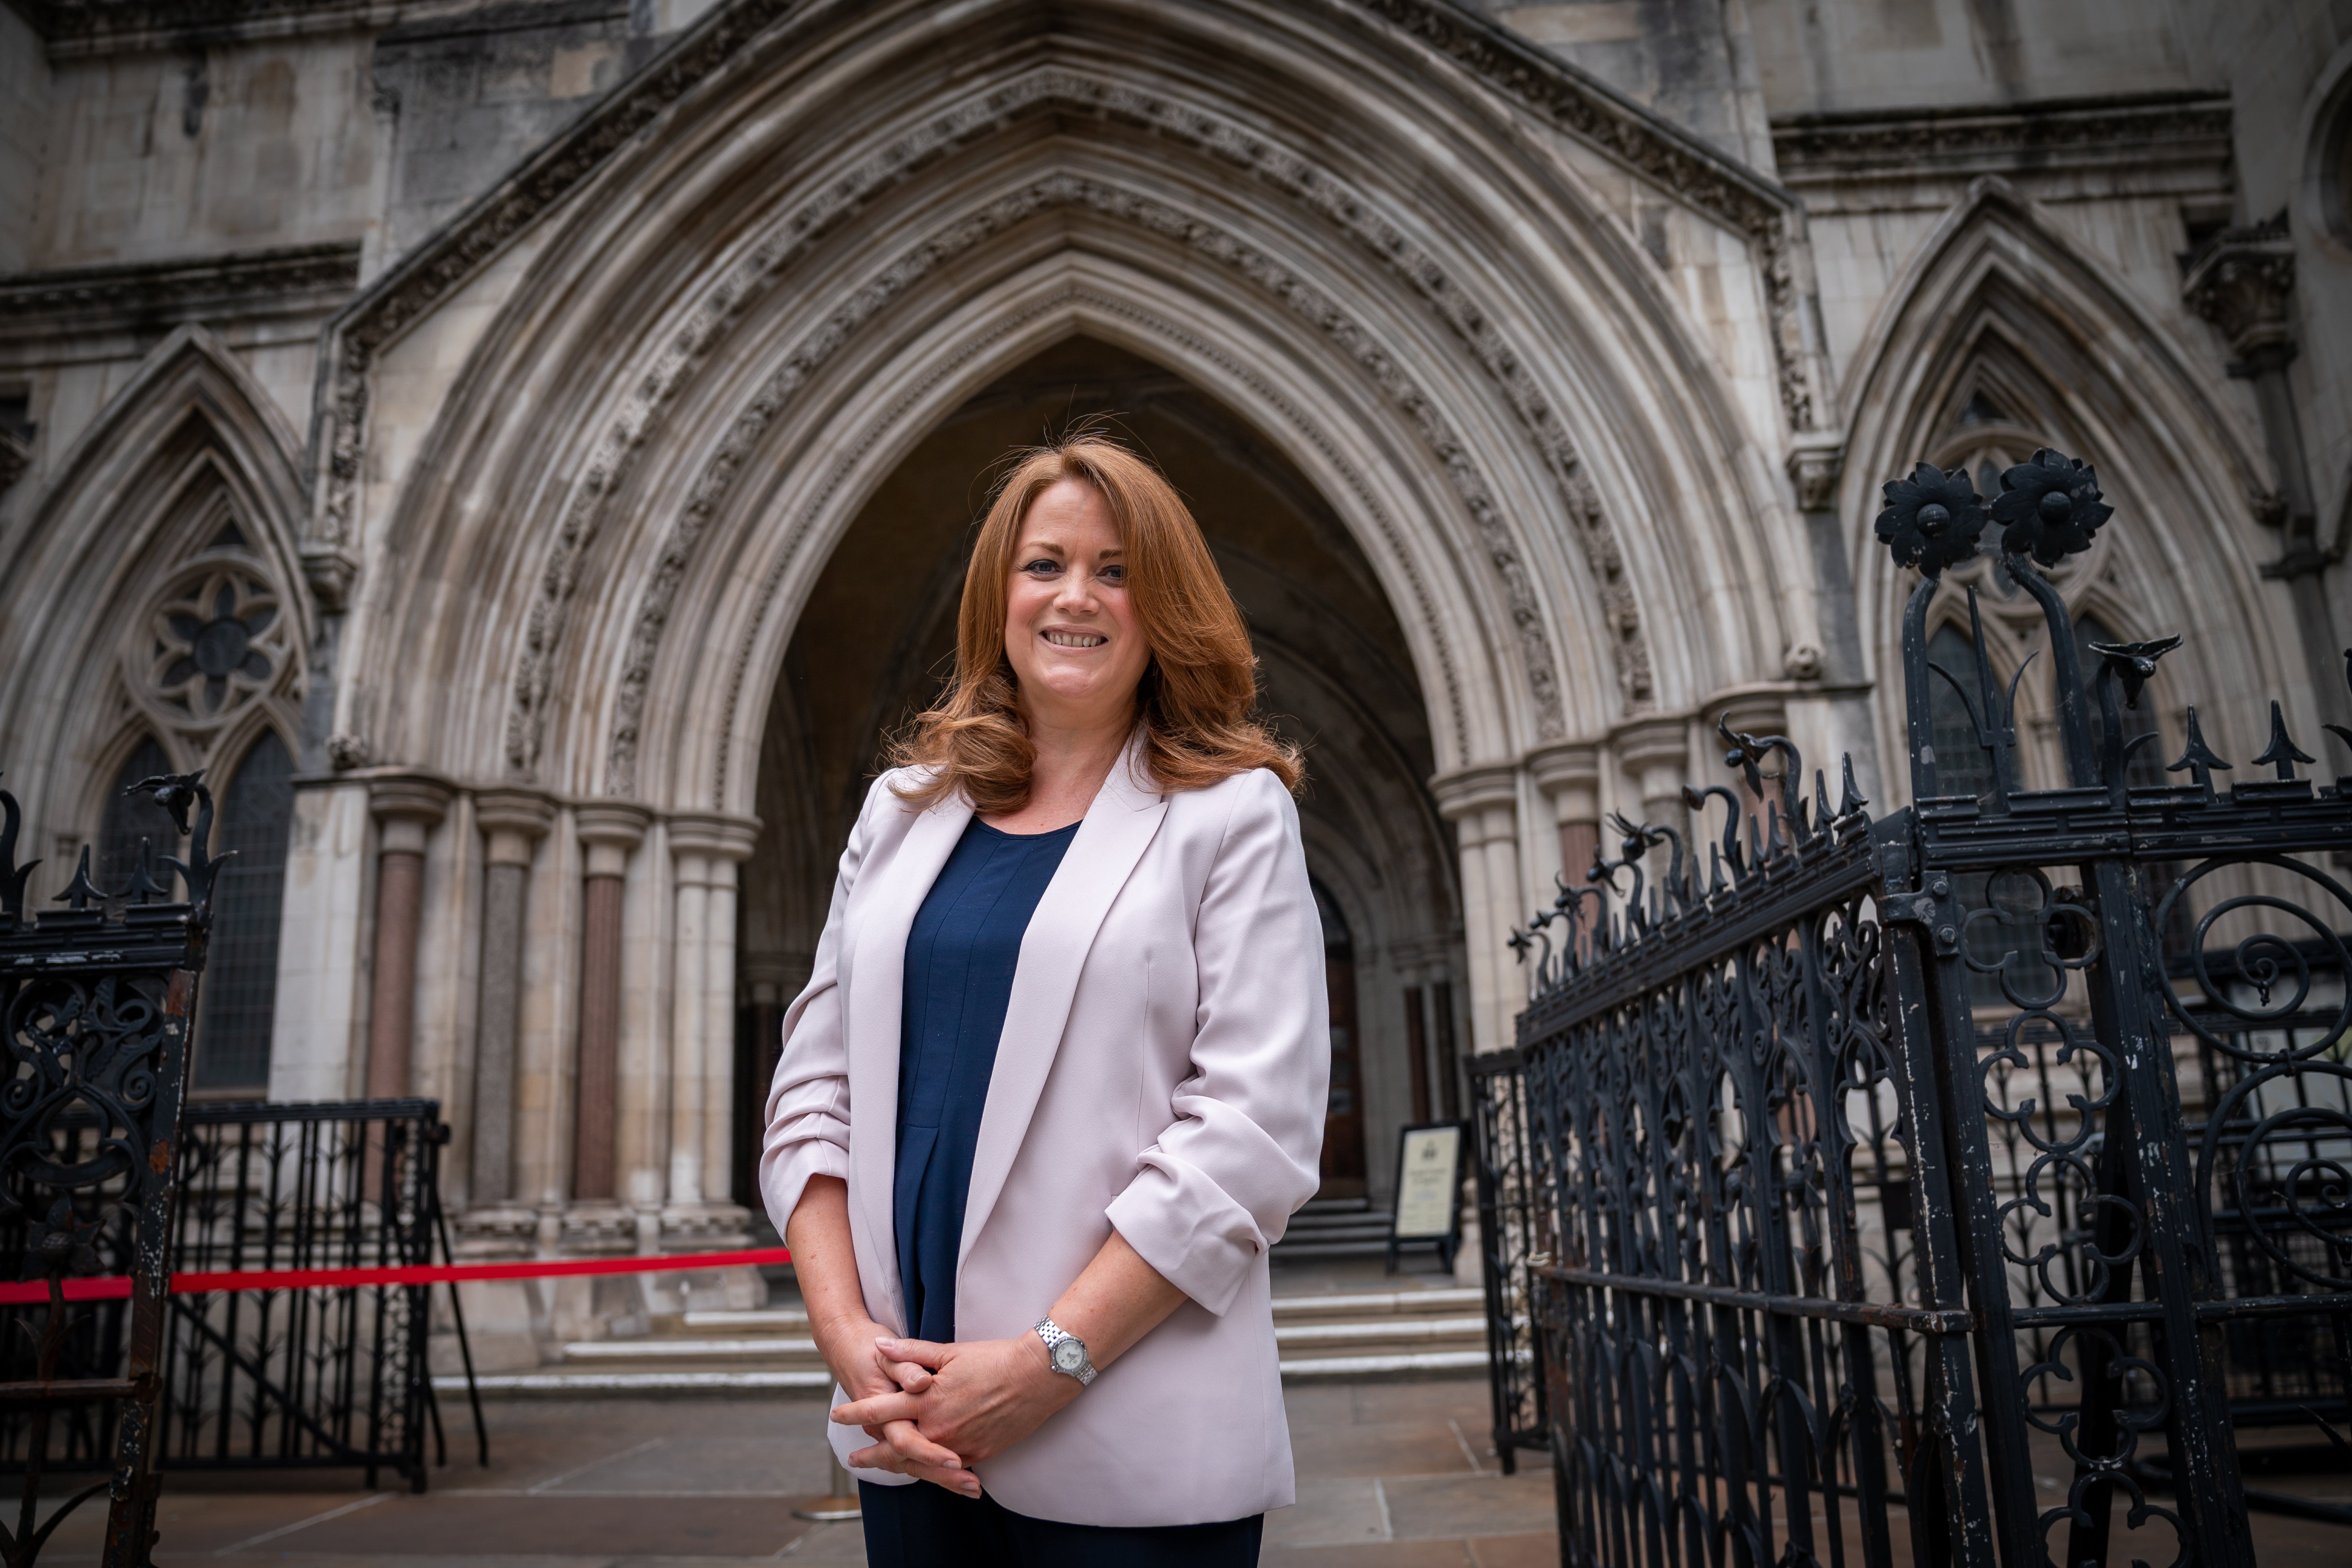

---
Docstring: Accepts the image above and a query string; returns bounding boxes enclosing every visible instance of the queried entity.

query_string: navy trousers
[857,1481,1263,1566]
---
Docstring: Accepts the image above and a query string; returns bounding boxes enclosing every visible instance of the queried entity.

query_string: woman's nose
[1052,570,1097,609]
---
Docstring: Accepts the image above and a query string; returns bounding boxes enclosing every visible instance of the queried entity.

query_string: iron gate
[1479,449,2352,1565]
[0,1100,481,1492]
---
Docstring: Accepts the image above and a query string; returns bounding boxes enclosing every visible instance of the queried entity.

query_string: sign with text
[1391,1122,1463,1241]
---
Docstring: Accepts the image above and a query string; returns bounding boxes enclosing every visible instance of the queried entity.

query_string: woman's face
[1002,478,1152,730]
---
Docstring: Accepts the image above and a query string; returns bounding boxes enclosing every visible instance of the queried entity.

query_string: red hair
[890,436,1302,812]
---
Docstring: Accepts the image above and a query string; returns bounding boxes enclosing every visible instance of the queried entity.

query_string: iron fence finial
[2166,706,2233,794]
[2250,701,2316,780]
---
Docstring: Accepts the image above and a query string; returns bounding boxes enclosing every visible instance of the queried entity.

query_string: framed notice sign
[1386,1121,1465,1273]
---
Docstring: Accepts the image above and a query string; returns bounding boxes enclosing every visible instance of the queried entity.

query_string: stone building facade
[2,0,2348,1301]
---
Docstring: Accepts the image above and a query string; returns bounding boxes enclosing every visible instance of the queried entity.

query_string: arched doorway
[733,335,1460,1211]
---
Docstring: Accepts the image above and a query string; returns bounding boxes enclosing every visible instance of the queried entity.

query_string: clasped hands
[824,1320,1083,1498]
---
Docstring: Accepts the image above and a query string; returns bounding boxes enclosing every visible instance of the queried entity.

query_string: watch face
[1052,1339,1087,1374]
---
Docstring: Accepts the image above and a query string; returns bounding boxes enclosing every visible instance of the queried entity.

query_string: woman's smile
[1043,628,1107,649]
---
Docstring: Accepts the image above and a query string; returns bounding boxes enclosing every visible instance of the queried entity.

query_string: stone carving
[578,164,1577,792]
[105,500,305,784]
[707,283,1472,807]
[2182,215,2296,361]
[318,0,1778,675]
[140,565,288,730]
[18,0,320,42]
[1355,0,1817,434]
[516,66,1709,781]
[315,0,807,549]
[0,243,359,324]
[1772,92,2233,177]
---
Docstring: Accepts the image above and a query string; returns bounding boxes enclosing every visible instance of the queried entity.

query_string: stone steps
[436,1284,1491,1395]
[1270,1197,1394,1258]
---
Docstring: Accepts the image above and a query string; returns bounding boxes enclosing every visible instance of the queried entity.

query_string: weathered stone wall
[0,0,2344,1324]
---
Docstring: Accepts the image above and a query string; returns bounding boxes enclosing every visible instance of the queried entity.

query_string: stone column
[365,776,451,1102]
[573,804,649,1212]
[469,790,553,1218]
[1430,766,1522,1056]
[2183,223,2341,728]
[1526,742,1601,889]
[667,846,711,1210]
[1612,718,1692,844]
[666,814,759,1239]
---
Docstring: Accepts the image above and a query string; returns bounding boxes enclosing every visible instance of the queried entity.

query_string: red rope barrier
[0,1246,792,1306]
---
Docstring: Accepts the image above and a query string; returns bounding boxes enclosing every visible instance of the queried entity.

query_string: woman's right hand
[788,1178,980,1499]
[814,1312,982,1499]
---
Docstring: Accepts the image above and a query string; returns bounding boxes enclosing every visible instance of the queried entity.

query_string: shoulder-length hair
[889,435,1302,813]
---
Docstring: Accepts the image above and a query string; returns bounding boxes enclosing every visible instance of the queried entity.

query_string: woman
[759,435,1328,1564]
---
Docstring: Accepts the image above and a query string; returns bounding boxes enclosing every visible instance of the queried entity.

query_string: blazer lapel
[957,735,1169,1268]
[843,788,971,1329]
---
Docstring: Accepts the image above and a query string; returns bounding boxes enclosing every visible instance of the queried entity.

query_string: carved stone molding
[1429,763,1519,823]
[399,61,1673,784]
[320,0,1800,696]
[1524,741,1600,821]
[315,0,1816,553]
[0,243,360,331]
[366,771,454,836]
[14,0,390,50]
[474,787,555,866]
[1773,91,2233,180]
[565,106,1687,784]
[1785,431,1844,514]
[2182,217,2297,362]
[666,812,759,863]
[711,281,1472,810]
[299,544,360,612]
[1352,0,1817,433]
[1610,715,1690,821]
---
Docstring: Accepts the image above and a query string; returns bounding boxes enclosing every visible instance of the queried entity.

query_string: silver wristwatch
[1033,1318,1097,1386]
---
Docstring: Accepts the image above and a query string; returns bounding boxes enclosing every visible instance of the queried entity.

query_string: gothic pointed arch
[0,324,311,874]
[1839,178,2291,802]
[330,0,1819,813]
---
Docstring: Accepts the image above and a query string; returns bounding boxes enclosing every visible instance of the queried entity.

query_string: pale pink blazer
[758,737,1328,1527]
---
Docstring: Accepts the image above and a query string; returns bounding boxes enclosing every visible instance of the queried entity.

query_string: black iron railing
[1466,1048,1548,1471]
[1480,449,2352,1566]
[0,1100,485,1493]
[0,771,222,1567]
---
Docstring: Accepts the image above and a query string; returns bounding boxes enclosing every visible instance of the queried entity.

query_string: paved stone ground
[26,1379,2352,1565]
[23,1250,2350,1564]
[28,1381,1554,1566]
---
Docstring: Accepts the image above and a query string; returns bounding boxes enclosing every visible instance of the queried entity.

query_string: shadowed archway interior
[734,335,1463,1208]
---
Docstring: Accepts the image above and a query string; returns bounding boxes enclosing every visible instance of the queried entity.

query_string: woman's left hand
[831,1333,1080,1471]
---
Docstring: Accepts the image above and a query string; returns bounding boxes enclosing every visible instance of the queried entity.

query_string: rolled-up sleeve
[758,781,880,1237]
[1105,770,1328,1316]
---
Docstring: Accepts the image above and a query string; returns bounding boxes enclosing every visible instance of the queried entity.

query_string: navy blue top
[893,816,1079,1343]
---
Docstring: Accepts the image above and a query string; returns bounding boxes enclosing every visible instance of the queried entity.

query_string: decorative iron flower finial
[1991,448,2113,565]
[1874,463,1987,576]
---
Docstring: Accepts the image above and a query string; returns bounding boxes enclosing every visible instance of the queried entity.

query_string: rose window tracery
[140,568,288,728]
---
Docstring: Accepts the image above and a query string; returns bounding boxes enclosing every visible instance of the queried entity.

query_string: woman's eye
[1099,565,1125,584]
[1022,558,1060,576]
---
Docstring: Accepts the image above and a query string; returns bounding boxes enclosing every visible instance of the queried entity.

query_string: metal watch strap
[1033,1318,1096,1386]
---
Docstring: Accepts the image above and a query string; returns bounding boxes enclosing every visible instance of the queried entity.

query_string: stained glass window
[194,732,294,1090]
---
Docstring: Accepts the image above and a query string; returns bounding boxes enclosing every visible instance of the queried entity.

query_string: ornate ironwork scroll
[0,1100,479,1496]
[1484,448,2352,1565]
[0,772,220,1568]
